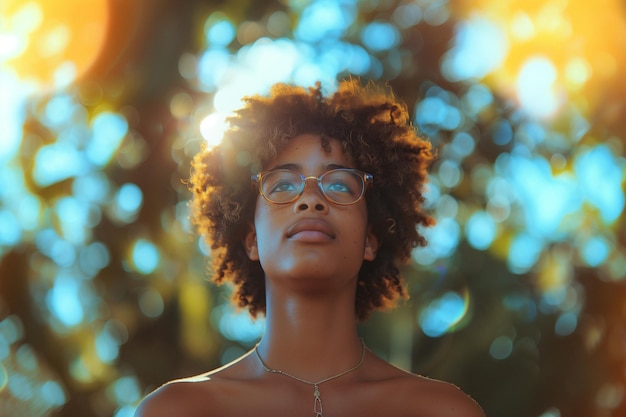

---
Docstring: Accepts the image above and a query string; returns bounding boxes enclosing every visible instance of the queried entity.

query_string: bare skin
[135,134,485,417]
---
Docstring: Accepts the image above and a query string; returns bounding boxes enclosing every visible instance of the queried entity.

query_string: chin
[284,265,335,280]
[283,275,341,295]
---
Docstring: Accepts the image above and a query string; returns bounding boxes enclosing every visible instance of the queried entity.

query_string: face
[245,134,378,289]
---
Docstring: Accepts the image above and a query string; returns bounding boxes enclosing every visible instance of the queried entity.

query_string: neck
[255,339,365,384]
[255,283,363,381]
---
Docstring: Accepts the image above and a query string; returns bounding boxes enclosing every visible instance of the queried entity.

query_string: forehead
[266,134,353,169]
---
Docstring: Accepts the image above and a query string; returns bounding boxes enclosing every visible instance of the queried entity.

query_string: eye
[270,180,297,193]
[326,180,353,194]
[263,171,301,196]
[323,171,361,197]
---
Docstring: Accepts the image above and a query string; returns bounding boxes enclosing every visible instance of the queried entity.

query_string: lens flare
[1,0,110,91]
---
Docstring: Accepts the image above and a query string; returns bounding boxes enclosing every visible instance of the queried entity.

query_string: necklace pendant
[254,340,366,417]
[313,385,323,417]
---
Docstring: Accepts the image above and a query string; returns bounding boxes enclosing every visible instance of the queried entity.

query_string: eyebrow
[268,163,350,172]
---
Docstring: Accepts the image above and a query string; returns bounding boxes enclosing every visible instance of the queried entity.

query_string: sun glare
[200,112,230,149]
[1,0,110,91]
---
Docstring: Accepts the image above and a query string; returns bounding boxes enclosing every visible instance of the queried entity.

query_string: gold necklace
[254,339,366,417]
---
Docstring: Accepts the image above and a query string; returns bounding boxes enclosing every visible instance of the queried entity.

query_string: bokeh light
[0,0,625,416]
[1,0,109,91]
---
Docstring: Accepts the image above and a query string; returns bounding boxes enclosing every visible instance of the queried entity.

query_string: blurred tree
[0,0,624,416]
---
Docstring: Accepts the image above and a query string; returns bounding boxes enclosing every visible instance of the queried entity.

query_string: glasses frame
[252,168,374,206]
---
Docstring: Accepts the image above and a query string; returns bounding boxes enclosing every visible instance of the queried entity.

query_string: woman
[135,80,485,416]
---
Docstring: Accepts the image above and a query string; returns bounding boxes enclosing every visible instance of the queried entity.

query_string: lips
[286,218,336,240]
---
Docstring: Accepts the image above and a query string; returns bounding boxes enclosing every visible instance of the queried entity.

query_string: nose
[294,177,328,213]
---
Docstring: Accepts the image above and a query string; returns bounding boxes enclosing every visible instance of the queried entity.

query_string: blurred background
[0,0,625,416]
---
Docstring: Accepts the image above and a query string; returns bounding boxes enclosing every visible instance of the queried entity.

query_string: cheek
[342,208,369,246]
[347,206,369,232]
[253,203,281,250]
[253,198,269,226]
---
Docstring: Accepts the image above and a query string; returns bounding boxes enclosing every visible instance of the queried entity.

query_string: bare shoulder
[135,354,255,417]
[407,375,485,417]
[365,356,484,417]
[134,374,216,417]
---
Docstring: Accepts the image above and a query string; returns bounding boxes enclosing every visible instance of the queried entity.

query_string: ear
[363,227,379,261]
[244,224,259,261]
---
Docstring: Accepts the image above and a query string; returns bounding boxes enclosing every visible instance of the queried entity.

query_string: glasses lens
[321,170,364,204]
[260,170,302,203]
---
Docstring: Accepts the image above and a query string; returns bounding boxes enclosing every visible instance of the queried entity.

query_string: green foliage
[0,1,625,416]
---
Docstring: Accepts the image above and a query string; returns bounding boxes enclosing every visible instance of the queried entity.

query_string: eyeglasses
[252,168,373,205]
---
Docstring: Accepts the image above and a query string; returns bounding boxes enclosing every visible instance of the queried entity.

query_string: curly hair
[189,79,435,320]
